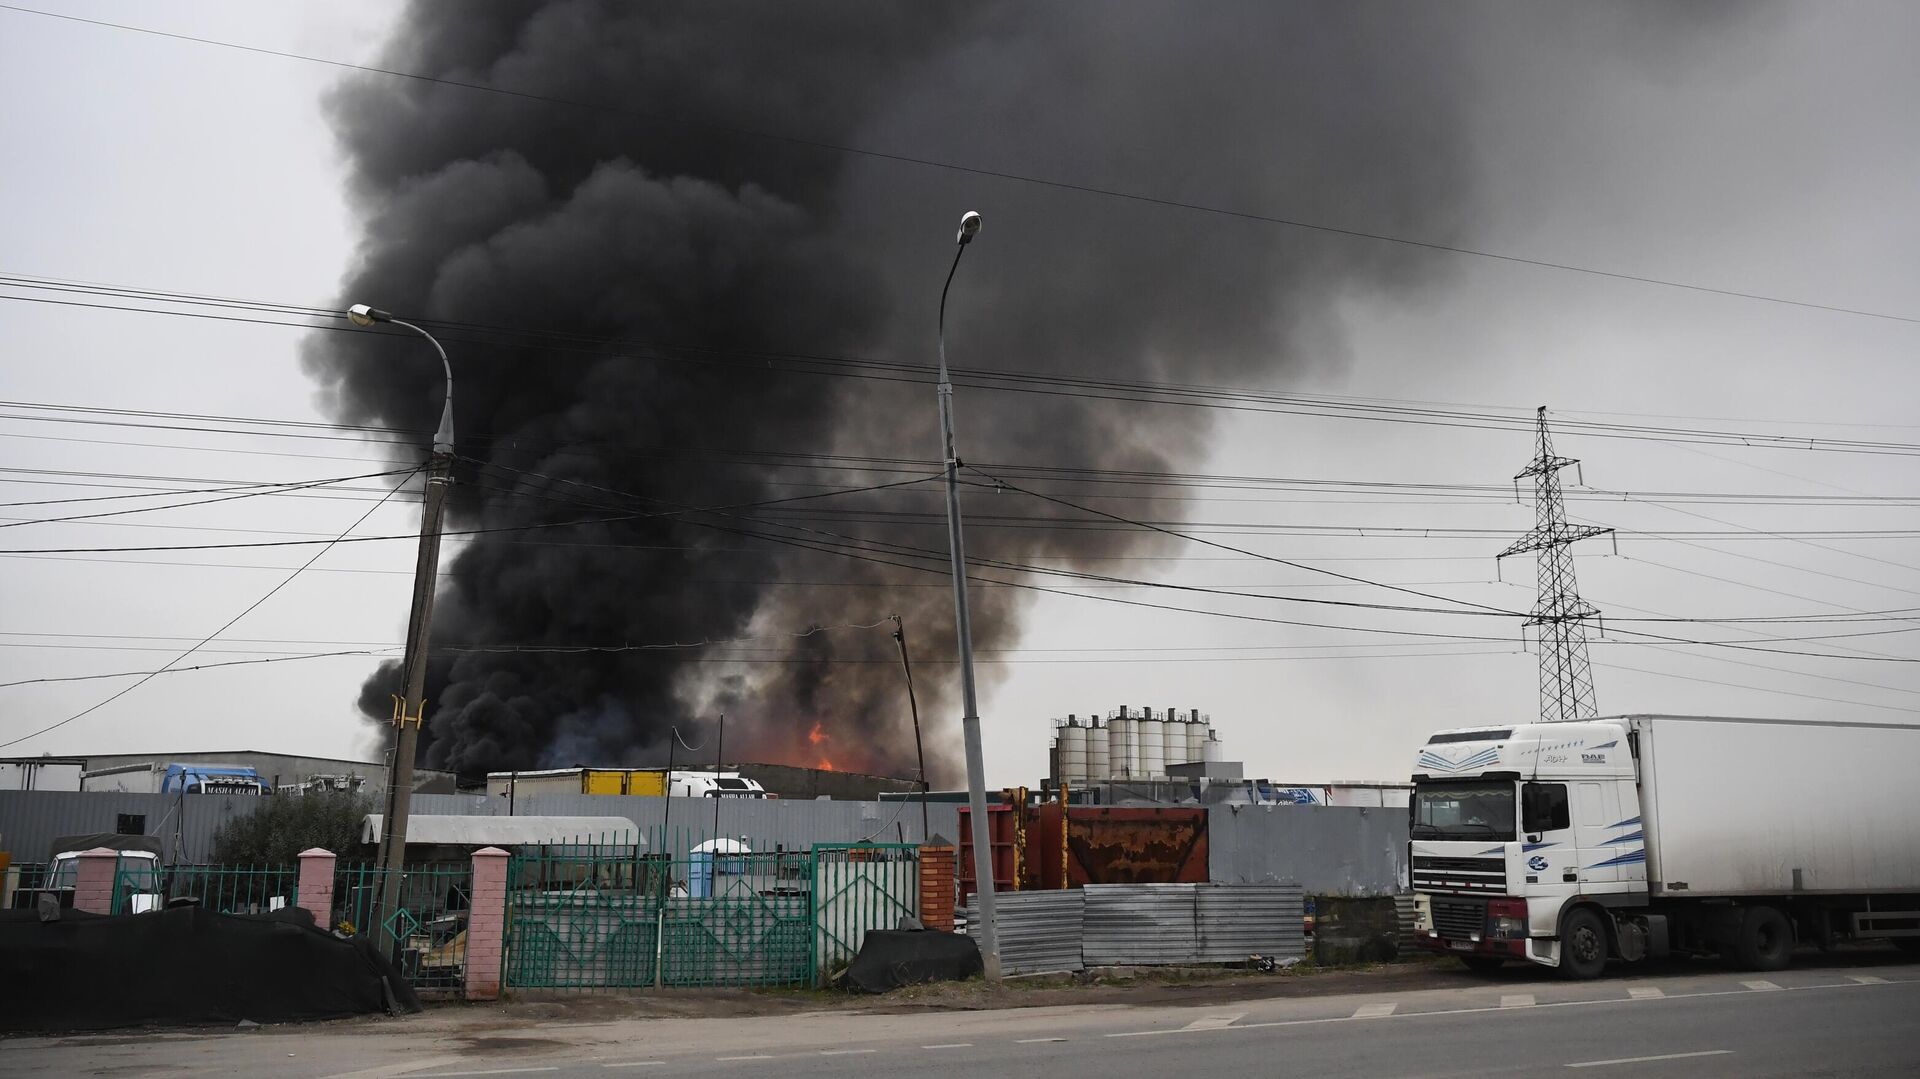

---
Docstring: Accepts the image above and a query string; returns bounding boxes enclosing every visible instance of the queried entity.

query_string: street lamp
[935,210,1003,981]
[346,303,454,954]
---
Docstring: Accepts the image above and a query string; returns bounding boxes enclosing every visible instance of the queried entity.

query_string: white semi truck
[1409,714,1920,978]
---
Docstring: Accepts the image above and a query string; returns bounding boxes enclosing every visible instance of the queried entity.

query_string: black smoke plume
[306,1,1492,781]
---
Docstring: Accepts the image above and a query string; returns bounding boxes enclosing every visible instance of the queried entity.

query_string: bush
[211,791,375,864]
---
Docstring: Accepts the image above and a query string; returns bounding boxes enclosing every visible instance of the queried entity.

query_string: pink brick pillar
[465,846,510,1001]
[297,848,337,930]
[73,847,121,914]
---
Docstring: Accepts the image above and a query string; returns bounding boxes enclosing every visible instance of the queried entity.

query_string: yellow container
[621,769,667,796]
[583,770,627,795]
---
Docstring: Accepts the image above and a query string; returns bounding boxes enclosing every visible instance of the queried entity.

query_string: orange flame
[809,721,835,769]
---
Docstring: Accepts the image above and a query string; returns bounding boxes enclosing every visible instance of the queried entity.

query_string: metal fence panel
[110,861,298,915]
[333,862,474,994]
[1206,804,1409,895]
[813,844,920,982]
[1193,884,1305,963]
[961,890,1084,975]
[1082,884,1203,966]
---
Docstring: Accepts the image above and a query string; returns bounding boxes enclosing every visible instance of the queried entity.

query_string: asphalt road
[10,955,1920,1078]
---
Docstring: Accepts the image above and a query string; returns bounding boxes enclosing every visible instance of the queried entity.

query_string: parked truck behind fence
[1409,714,1920,978]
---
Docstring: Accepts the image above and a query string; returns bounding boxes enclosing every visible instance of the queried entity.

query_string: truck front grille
[1431,896,1487,941]
[1413,855,1505,893]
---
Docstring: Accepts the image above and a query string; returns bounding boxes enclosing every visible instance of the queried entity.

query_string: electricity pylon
[1499,406,1611,722]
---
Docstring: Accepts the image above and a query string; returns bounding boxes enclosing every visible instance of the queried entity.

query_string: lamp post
[346,303,453,953]
[936,211,1002,981]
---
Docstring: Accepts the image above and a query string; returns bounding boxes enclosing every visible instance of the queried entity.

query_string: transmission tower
[1498,406,1612,723]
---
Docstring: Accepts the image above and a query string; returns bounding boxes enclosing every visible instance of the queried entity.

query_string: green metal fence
[109,859,298,915]
[502,831,919,990]
[5,862,50,910]
[812,843,920,984]
[332,862,473,993]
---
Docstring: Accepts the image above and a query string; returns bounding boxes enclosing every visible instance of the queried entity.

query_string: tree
[210,791,374,864]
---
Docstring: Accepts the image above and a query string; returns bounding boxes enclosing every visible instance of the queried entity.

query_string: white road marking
[1181,1012,1247,1031]
[1101,975,1911,1040]
[1500,993,1535,1008]
[1352,1003,1398,1019]
[1848,975,1889,985]
[601,1064,662,1070]
[415,1071,558,1079]
[923,1043,973,1049]
[1742,979,1783,991]
[714,1056,772,1062]
[1566,1049,1733,1068]
[820,1049,875,1056]
[1627,987,1665,1000]
[1016,1037,1067,1043]
[324,1059,467,1079]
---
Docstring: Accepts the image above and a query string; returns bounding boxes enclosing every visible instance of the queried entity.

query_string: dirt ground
[383,956,1464,1032]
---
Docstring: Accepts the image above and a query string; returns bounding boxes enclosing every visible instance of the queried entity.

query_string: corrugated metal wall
[0,790,266,863]
[961,890,1086,975]
[0,789,964,865]
[1206,803,1408,896]
[964,883,1305,971]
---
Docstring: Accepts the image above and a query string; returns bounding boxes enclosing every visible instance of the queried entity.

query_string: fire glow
[809,721,834,771]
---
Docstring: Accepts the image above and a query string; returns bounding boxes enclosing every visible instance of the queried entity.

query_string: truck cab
[1410,721,1642,974]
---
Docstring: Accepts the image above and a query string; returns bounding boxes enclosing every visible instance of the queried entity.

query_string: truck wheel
[1458,956,1506,976]
[1732,906,1794,971]
[1559,908,1608,980]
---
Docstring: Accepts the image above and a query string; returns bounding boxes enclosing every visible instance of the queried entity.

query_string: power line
[0,465,423,751]
[6,6,1920,327]
[0,473,944,554]
[6,278,1920,457]
[0,467,412,528]
[472,459,1920,657]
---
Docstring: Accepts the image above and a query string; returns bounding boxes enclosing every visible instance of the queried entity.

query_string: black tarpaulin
[839,930,983,994]
[0,904,421,1032]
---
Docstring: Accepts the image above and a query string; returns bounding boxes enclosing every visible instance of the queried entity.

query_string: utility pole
[889,615,931,842]
[935,210,1002,980]
[348,304,454,952]
[1498,406,1611,722]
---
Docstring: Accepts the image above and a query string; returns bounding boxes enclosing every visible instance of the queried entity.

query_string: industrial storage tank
[1088,720,1110,782]
[1140,717,1166,779]
[1111,716,1135,778]
[1184,718,1206,766]
[1059,722,1088,785]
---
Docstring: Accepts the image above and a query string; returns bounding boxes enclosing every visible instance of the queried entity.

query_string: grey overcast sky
[0,1,1915,787]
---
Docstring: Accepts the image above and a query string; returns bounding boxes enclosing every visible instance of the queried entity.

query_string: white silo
[1184,714,1207,766]
[1109,715,1133,777]
[1141,717,1166,778]
[1060,722,1088,785]
[1202,729,1223,763]
[1088,719,1110,781]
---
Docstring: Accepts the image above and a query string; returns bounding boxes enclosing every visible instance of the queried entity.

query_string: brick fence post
[919,844,956,932]
[73,847,120,915]
[297,847,337,930]
[465,846,510,1001]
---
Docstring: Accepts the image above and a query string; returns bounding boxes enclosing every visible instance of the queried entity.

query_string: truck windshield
[1412,781,1516,841]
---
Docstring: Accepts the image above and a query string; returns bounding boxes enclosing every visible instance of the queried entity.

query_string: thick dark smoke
[306,1,1494,781]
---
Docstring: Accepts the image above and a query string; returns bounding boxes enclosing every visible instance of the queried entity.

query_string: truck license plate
[1450,941,1476,952]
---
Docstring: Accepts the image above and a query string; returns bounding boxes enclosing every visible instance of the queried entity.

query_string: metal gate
[812,843,919,982]
[503,841,919,989]
[333,862,474,993]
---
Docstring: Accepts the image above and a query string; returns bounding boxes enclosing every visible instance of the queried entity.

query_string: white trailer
[1408,714,1920,978]
[0,757,84,791]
